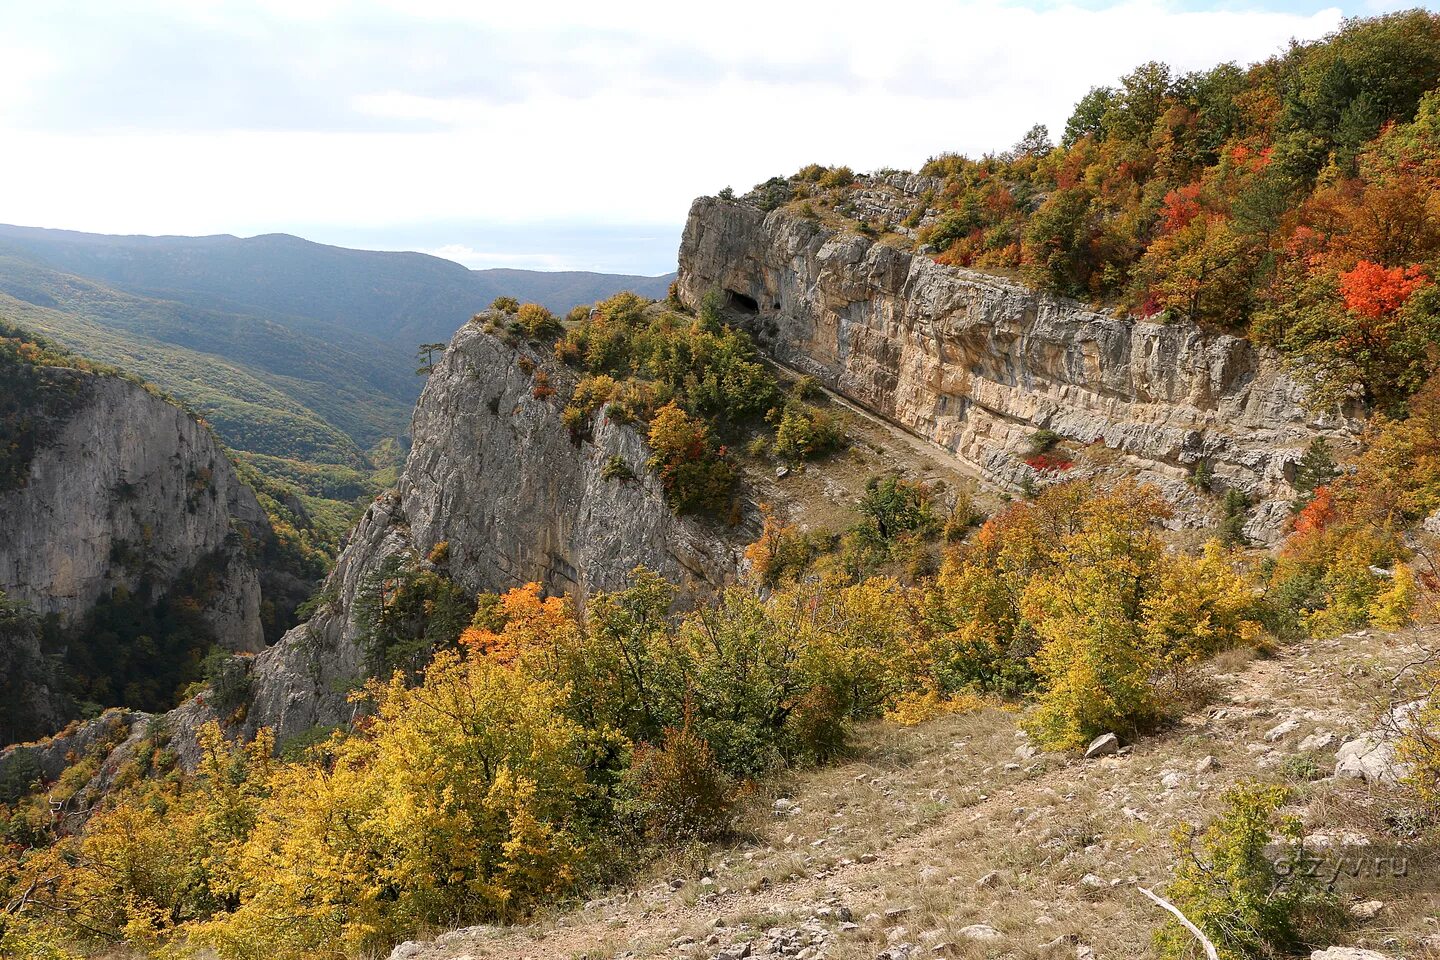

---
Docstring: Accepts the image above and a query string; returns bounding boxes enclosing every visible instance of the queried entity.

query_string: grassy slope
[392,627,1439,960]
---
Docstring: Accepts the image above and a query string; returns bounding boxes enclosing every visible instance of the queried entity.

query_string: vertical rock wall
[677,195,1356,540]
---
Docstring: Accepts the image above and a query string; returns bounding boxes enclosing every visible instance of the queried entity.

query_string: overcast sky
[0,1,1421,274]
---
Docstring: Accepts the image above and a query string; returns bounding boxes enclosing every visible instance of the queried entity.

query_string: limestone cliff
[225,322,740,748]
[677,192,1357,540]
[0,366,272,740]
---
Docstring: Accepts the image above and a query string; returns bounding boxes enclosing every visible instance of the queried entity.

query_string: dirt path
[393,628,1439,960]
[760,356,996,493]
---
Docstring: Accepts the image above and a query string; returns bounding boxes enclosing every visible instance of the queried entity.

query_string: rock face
[0,372,269,640]
[232,323,741,747]
[403,326,736,597]
[0,369,271,739]
[677,195,1356,540]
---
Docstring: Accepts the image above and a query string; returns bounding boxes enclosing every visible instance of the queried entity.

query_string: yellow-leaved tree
[997,481,1263,750]
[187,651,588,960]
[0,722,273,955]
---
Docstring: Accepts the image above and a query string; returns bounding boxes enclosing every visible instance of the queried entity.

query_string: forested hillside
[0,225,675,344]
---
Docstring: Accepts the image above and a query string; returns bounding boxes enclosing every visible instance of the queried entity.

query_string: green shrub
[1027,428,1061,456]
[1191,458,1213,492]
[1220,488,1250,546]
[772,401,843,461]
[1156,782,1343,960]
[743,507,816,587]
[1292,439,1338,511]
[353,557,473,678]
[856,476,936,549]
[619,724,736,845]
[791,376,821,401]
[1280,753,1323,782]
[202,649,253,717]
[749,176,794,212]
[554,293,777,430]
[601,455,635,482]
[276,724,343,762]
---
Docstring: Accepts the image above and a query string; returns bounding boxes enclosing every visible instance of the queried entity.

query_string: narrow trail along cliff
[760,352,994,500]
[391,626,1439,960]
[678,188,1358,542]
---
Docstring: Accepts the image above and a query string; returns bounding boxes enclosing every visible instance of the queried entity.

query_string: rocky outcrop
[1334,699,1423,785]
[0,369,272,739]
[403,325,736,597]
[678,195,1357,540]
[0,708,148,828]
[224,323,741,748]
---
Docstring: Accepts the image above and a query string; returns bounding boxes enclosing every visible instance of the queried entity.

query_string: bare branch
[1139,886,1219,960]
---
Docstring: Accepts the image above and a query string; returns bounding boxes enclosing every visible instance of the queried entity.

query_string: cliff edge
[677,192,1356,540]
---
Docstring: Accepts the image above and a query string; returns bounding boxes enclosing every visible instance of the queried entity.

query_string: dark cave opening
[725,289,760,313]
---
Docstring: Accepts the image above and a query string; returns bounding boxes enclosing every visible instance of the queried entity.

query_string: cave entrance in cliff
[725,290,760,314]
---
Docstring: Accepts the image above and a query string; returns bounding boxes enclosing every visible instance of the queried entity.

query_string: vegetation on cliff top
[761,10,1440,415]
[479,290,841,517]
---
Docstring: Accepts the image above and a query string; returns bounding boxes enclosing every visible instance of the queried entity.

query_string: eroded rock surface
[678,194,1357,540]
[230,323,742,748]
[0,370,271,738]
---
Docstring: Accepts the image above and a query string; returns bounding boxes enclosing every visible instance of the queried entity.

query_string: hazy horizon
[0,219,682,277]
[2,0,1431,274]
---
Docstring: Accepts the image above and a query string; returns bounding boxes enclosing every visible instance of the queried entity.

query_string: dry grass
[370,627,1440,960]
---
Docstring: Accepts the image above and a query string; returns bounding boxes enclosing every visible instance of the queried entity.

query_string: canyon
[2,181,1362,776]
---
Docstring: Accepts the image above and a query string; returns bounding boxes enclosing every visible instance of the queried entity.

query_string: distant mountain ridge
[0,224,676,344]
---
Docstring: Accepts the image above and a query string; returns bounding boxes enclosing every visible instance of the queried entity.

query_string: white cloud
[0,0,1354,268]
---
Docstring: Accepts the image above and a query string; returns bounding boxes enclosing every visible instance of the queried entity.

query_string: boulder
[958,924,1002,941]
[1084,733,1120,759]
[1334,701,1424,785]
[1265,718,1301,742]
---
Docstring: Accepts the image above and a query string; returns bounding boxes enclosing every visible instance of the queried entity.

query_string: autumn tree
[192,653,589,958]
[514,303,562,339]
[646,402,736,515]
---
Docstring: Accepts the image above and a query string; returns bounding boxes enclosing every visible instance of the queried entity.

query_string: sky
[0,0,1425,275]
